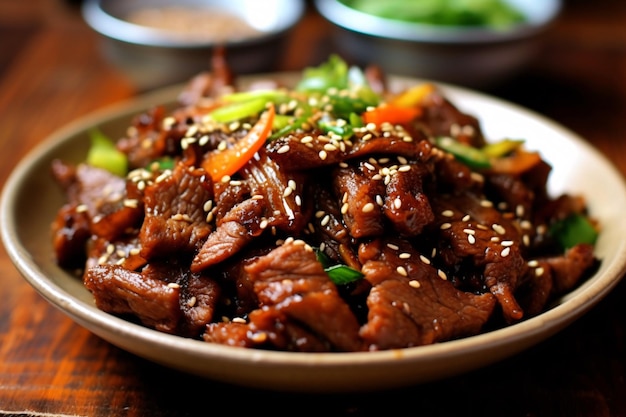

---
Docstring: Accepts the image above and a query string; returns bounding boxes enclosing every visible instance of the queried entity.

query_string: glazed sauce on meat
[125,7,262,42]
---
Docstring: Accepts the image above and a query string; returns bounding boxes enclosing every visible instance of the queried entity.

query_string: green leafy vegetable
[296,55,380,120]
[341,0,526,28]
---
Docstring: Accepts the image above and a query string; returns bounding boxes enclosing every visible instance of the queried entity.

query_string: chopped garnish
[86,128,128,177]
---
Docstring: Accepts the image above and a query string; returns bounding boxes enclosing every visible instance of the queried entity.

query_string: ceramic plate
[2,74,626,392]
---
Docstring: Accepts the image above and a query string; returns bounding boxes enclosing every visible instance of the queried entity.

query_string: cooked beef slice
[358,238,496,349]
[203,240,365,352]
[140,162,213,259]
[84,264,182,334]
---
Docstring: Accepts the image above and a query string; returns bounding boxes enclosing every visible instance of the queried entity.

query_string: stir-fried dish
[51,55,599,352]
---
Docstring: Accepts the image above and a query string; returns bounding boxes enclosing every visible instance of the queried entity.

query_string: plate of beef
[2,56,625,392]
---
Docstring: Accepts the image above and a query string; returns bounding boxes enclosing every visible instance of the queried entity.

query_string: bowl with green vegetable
[315,0,562,87]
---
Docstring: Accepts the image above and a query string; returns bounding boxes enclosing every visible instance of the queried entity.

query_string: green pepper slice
[435,136,491,169]
[550,213,599,249]
[86,128,128,177]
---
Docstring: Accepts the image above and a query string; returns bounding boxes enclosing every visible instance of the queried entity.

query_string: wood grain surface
[1,1,625,416]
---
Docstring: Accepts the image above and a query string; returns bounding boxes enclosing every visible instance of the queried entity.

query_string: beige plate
[2,74,626,392]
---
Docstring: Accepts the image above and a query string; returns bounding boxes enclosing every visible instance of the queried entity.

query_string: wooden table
[1,1,625,415]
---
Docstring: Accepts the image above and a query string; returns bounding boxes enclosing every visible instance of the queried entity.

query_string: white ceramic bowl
[315,0,562,88]
[82,0,305,90]
[2,73,625,393]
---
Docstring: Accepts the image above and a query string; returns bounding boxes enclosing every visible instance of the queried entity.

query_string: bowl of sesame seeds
[2,72,626,392]
[315,0,562,88]
[82,0,306,90]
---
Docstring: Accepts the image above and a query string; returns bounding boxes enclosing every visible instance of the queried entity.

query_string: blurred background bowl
[315,0,562,88]
[83,0,305,91]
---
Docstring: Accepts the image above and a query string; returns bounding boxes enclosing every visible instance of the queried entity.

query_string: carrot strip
[202,103,275,182]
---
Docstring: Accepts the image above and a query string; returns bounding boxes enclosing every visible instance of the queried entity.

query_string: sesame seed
[528,260,539,267]
[318,150,328,160]
[419,255,430,264]
[492,224,506,235]
[123,199,139,208]
[185,125,198,137]
[501,247,511,257]
[277,144,290,154]
[341,202,349,214]
[320,214,330,226]
[535,267,545,277]
[155,170,172,183]
[468,234,476,244]
[394,198,402,209]
[386,243,399,250]
[442,210,454,217]
[409,280,421,288]
[167,282,180,289]
[396,266,408,276]
[438,269,448,280]
[399,252,411,259]
[251,332,268,343]
[283,187,293,197]
[362,202,375,213]
[440,222,452,230]
[501,240,514,247]
[76,204,88,213]
[232,317,247,324]
[187,296,197,307]
[471,172,484,183]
